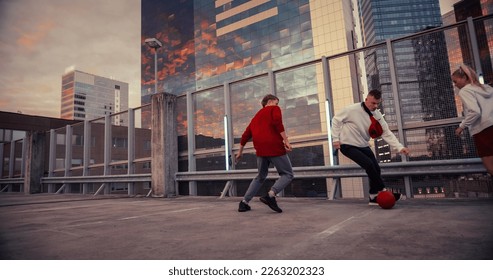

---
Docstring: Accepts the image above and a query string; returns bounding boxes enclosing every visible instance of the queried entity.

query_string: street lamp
[145,38,162,94]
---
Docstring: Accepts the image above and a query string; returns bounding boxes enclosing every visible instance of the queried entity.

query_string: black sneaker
[369,196,378,205]
[393,193,403,201]
[382,188,404,202]
[238,201,251,212]
[260,195,282,213]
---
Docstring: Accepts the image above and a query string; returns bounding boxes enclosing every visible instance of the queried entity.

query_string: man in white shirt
[331,89,410,205]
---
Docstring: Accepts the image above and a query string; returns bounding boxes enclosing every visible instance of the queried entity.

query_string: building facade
[141,0,492,198]
[142,0,364,197]
[60,69,129,126]
[357,0,460,161]
[453,0,493,85]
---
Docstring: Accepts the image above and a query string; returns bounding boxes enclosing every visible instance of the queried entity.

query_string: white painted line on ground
[118,206,212,220]
[317,208,376,238]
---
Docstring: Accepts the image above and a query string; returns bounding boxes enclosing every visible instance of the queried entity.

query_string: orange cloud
[16,20,55,52]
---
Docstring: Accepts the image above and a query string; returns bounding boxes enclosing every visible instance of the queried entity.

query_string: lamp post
[145,38,162,94]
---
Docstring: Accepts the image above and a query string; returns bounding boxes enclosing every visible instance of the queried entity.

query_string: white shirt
[331,102,404,152]
[458,83,493,135]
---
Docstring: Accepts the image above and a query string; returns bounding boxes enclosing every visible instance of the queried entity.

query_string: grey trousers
[243,154,294,202]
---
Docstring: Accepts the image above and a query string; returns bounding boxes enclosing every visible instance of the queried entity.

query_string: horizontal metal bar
[110,160,129,166]
[8,159,487,187]
[175,158,486,181]
[41,174,151,184]
[401,117,463,130]
[134,157,151,163]
[0,178,24,184]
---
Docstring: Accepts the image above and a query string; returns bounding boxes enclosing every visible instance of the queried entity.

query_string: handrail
[175,158,486,181]
[0,178,24,184]
[40,174,151,184]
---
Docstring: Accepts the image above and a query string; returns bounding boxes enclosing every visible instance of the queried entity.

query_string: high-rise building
[60,69,129,126]
[141,0,363,196]
[141,0,361,92]
[453,0,493,85]
[141,0,361,123]
[140,0,491,198]
[356,0,456,162]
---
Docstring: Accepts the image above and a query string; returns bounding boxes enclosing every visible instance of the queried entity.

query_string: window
[112,137,128,148]
[73,135,83,146]
[56,134,66,145]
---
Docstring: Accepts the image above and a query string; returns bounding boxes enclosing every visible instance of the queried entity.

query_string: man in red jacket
[235,94,294,213]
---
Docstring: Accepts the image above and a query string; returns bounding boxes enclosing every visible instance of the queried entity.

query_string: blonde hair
[452,64,485,90]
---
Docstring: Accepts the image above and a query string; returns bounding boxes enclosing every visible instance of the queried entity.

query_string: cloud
[16,20,56,53]
[0,0,141,118]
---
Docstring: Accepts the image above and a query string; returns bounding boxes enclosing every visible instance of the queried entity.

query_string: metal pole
[467,17,483,78]
[83,120,90,194]
[0,143,3,179]
[64,125,73,193]
[386,38,411,198]
[127,108,135,195]
[48,129,56,193]
[154,50,158,94]
[186,92,197,195]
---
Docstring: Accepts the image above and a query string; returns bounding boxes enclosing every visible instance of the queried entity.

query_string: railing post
[186,92,197,195]
[48,129,56,193]
[20,138,27,193]
[23,131,46,194]
[151,92,178,197]
[0,143,3,179]
[268,70,285,197]
[103,115,112,194]
[83,120,91,194]
[21,137,27,178]
[387,38,411,197]
[127,108,135,195]
[322,56,336,167]
[322,56,341,200]
[64,125,72,193]
[467,17,483,77]
[6,140,15,192]
[9,140,14,179]
[221,82,236,197]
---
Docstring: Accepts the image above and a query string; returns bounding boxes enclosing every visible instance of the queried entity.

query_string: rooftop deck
[0,193,492,260]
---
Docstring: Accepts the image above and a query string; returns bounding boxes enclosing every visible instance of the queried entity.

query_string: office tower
[142,0,359,95]
[356,0,460,161]
[141,0,361,114]
[454,0,493,85]
[60,69,129,125]
[141,0,361,141]
[142,0,362,197]
[443,10,462,68]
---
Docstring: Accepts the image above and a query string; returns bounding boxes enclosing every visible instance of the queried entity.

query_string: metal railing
[2,15,492,199]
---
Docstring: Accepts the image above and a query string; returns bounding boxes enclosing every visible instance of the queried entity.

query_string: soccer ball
[377,191,396,209]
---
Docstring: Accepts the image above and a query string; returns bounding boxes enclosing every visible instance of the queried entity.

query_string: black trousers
[339,144,385,194]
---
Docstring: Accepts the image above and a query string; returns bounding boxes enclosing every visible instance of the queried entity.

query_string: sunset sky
[0,0,458,118]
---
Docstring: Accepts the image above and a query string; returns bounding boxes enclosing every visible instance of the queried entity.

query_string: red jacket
[240,105,286,157]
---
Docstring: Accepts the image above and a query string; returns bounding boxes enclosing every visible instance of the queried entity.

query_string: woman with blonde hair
[452,64,493,175]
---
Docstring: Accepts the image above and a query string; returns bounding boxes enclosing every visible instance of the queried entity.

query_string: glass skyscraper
[141,0,361,109]
[356,0,459,162]
[141,0,362,196]
[141,0,491,198]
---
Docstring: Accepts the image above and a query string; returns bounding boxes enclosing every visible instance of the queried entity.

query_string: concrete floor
[0,193,492,260]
